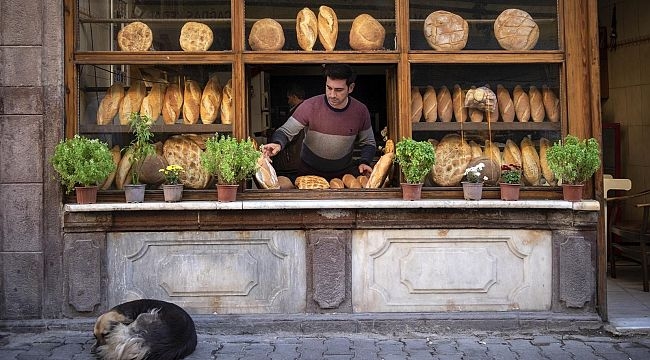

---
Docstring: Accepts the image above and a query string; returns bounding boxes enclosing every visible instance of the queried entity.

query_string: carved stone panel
[352,229,552,312]
[64,233,103,313]
[107,231,306,314]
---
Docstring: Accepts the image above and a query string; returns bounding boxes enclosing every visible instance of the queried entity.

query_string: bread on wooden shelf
[494,9,539,50]
[513,85,530,122]
[96,83,124,125]
[528,85,545,122]
[317,6,338,51]
[423,10,468,50]
[249,18,285,51]
[162,83,183,125]
[423,86,438,122]
[349,14,385,50]
[410,87,423,123]
[296,8,318,51]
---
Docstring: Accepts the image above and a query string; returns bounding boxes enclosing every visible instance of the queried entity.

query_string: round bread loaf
[136,152,168,186]
[163,135,211,189]
[437,85,453,122]
[318,6,338,51]
[97,83,124,125]
[180,22,213,51]
[296,8,318,51]
[494,9,539,50]
[503,139,522,168]
[431,134,472,186]
[249,18,285,51]
[117,22,152,51]
[452,84,467,122]
[349,14,385,50]
[329,178,345,189]
[423,86,438,122]
[277,176,296,190]
[342,173,362,188]
[423,11,468,50]
[539,137,555,184]
[520,137,541,185]
[410,87,423,122]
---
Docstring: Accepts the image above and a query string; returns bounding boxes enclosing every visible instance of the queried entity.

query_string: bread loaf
[469,156,500,185]
[358,175,369,188]
[140,81,166,123]
[220,79,233,125]
[119,79,146,125]
[296,8,318,51]
[249,18,285,51]
[366,152,395,188]
[539,137,555,184]
[423,86,438,122]
[437,85,453,122]
[410,87,423,123]
[496,84,515,122]
[349,14,385,50]
[483,140,502,171]
[179,22,214,51]
[97,83,125,125]
[277,176,296,189]
[200,75,222,124]
[255,156,280,189]
[295,175,329,189]
[465,86,497,112]
[452,84,467,122]
[136,151,168,186]
[317,6,338,51]
[329,178,345,189]
[494,9,539,50]
[163,135,211,189]
[423,10,468,50]
[342,173,362,188]
[468,140,482,160]
[520,137,541,185]
[162,83,183,124]
[117,22,152,51]
[100,145,122,190]
[513,85,530,122]
[115,148,133,190]
[431,134,472,186]
[528,85,545,122]
[503,139,522,167]
[542,85,560,122]
[183,80,202,124]
[469,108,484,122]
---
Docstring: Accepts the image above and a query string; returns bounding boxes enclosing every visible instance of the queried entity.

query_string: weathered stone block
[0,184,43,252]
[309,230,348,309]
[559,236,594,308]
[0,87,44,114]
[0,0,42,46]
[0,252,43,319]
[0,47,42,86]
[0,115,43,183]
[64,233,103,313]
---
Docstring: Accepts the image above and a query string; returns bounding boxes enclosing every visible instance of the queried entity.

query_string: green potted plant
[394,138,436,200]
[124,112,156,203]
[200,133,261,202]
[545,134,601,201]
[462,162,487,200]
[51,135,116,204]
[499,163,522,201]
[159,164,185,202]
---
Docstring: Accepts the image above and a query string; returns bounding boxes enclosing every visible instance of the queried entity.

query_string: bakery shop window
[76,0,232,52]
[410,0,559,51]
[244,0,396,51]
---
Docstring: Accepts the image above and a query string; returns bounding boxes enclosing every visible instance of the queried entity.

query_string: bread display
[220,79,233,125]
[200,75,222,124]
[349,14,385,50]
[366,152,395,188]
[163,135,211,189]
[249,18,285,51]
[296,8,318,51]
[496,84,515,122]
[520,137,541,185]
[452,84,467,122]
[358,175,369,188]
[464,86,497,112]
[494,9,539,50]
[528,85,545,122]
[179,22,213,51]
[423,10,468,50]
[136,150,168,186]
[436,85,453,122]
[115,148,133,190]
[182,80,202,124]
[431,134,472,186]
[423,86,438,122]
[100,145,122,190]
[469,156,500,185]
[542,85,560,122]
[295,175,329,189]
[329,178,345,189]
[277,176,296,189]
[97,83,125,125]
[119,79,146,125]
[255,156,280,189]
[117,22,152,51]
[410,87,423,122]
[483,140,502,172]
[513,85,530,122]
[469,140,482,160]
[539,137,555,184]
[503,139,522,167]
[140,81,166,123]
[162,83,183,124]
[342,173,362,188]
[317,5,338,51]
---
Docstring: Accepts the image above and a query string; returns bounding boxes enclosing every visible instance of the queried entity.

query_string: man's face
[325,77,354,109]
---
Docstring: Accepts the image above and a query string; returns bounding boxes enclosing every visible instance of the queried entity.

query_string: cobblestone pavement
[2,329,650,359]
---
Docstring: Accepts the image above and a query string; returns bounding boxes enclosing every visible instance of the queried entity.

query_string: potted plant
[124,112,156,202]
[159,164,185,202]
[545,134,601,201]
[51,135,116,204]
[499,163,522,201]
[200,133,261,202]
[462,162,487,200]
[394,138,436,200]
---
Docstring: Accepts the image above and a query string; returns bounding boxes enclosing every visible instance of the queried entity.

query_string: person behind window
[262,64,376,181]
[271,84,306,181]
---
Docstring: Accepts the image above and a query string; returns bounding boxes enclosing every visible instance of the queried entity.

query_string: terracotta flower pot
[124,184,146,203]
[562,183,584,201]
[499,183,521,201]
[400,183,423,201]
[162,184,183,202]
[217,184,239,202]
[75,186,98,204]
[462,182,483,200]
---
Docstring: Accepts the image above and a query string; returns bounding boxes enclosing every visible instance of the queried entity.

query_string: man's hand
[359,163,373,176]
[262,143,281,157]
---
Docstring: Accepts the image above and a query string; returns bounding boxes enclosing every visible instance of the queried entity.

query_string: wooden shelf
[242,51,400,64]
[412,121,561,132]
[409,51,564,64]
[74,52,235,65]
[79,123,232,134]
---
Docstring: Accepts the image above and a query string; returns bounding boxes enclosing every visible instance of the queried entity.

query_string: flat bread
[431,134,472,186]
[295,175,329,189]
[117,22,152,51]
[180,22,213,51]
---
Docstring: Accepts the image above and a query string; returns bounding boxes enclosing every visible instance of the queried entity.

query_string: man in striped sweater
[262,64,377,181]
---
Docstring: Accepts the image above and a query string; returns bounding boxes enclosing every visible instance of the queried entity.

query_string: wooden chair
[607,189,650,292]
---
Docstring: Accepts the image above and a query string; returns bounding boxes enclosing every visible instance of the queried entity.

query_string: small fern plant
[394,138,436,184]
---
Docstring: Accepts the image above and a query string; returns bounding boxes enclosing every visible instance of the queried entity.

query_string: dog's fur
[92,299,197,360]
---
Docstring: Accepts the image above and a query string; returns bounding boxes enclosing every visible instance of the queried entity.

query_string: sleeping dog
[92,299,197,360]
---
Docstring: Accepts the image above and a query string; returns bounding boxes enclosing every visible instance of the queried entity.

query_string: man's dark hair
[323,64,356,85]
[286,83,305,100]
